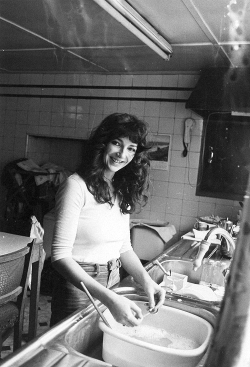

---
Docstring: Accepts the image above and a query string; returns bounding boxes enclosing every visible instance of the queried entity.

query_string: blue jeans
[50,259,121,326]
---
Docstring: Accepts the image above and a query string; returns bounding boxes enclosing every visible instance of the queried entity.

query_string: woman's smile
[110,156,125,164]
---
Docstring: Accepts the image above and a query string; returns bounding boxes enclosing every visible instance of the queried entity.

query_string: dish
[181,232,220,244]
[198,215,224,225]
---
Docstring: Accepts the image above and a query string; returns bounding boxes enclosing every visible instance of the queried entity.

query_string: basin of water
[99,300,213,367]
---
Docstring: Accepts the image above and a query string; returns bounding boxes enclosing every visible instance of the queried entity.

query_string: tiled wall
[0,73,241,240]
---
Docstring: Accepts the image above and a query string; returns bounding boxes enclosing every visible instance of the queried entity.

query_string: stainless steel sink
[63,289,218,366]
[146,256,230,288]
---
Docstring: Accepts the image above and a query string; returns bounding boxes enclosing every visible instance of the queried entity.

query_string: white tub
[99,301,213,367]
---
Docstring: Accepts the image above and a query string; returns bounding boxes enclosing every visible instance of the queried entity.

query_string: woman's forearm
[120,250,153,286]
[120,250,166,310]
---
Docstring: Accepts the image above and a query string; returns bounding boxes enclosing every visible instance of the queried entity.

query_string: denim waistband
[77,258,121,275]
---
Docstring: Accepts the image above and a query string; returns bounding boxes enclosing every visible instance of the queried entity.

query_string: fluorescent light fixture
[92,0,172,60]
[231,111,250,116]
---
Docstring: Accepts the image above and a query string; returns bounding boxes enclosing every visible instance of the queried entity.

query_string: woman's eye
[111,140,120,146]
[129,147,137,153]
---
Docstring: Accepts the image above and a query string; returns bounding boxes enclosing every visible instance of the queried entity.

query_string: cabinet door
[197,113,250,200]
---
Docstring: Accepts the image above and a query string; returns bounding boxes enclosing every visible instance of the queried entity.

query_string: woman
[50,113,166,327]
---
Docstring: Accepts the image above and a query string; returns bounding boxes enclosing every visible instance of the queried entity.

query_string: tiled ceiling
[0,0,249,73]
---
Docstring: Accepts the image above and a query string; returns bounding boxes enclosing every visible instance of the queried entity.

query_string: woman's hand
[142,279,166,311]
[120,250,166,312]
[107,294,143,327]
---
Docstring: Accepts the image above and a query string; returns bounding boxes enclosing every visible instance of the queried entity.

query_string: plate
[181,231,220,244]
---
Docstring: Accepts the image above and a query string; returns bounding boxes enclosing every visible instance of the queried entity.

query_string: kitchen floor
[1,292,52,361]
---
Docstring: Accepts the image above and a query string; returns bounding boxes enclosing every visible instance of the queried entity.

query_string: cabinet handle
[208,146,214,163]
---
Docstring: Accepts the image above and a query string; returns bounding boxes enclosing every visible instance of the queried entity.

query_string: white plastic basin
[99,301,213,367]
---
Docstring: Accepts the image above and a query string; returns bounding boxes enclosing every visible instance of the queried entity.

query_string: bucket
[99,301,213,367]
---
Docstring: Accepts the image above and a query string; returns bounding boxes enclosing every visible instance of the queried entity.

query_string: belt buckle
[108,259,121,271]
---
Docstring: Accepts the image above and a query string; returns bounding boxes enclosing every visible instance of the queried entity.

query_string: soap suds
[115,324,199,350]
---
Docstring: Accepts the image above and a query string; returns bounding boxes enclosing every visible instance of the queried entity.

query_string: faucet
[193,227,235,271]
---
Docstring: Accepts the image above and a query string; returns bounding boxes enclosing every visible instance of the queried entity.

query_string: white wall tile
[120,75,133,86]
[54,74,67,85]
[187,152,200,169]
[131,89,146,98]
[51,113,64,126]
[144,102,160,117]
[20,74,32,84]
[29,98,40,111]
[168,182,184,199]
[132,75,148,86]
[79,74,93,86]
[16,111,28,125]
[106,75,120,86]
[181,200,199,217]
[67,74,80,86]
[8,74,20,84]
[43,74,55,85]
[169,166,186,183]
[184,168,198,186]
[65,99,78,113]
[150,169,169,181]
[130,101,145,116]
[39,112,51,126]
[170,150,187,168]
[159,102,176,117]
[77,99,90,114]
[162,75,178,87]
[150,195,168,213]
[93,74,107,86]
[147,75,163,87]
[152,180,168,197]
[17,97,29,111]
[146,116,159,133]
[103,100,118,115]
[172,134,183,151]
[158,118,174,134]
[161,90,177,99]
[183,183,198,201]
[165,198,182,215]
[197,201,216,217]
[52,98,64,113]
[117,100,131,113]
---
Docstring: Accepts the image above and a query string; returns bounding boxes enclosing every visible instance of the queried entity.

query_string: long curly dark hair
[77,113,151,214]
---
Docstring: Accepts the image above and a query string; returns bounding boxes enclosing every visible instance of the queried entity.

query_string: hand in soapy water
[106,293,144,327]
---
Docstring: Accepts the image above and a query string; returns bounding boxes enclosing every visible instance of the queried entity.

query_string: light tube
[91,0,172,60]
[231,111,250,116]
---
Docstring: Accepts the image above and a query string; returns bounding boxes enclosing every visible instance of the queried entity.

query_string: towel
[130,220,176,244]
[29,216,46,288]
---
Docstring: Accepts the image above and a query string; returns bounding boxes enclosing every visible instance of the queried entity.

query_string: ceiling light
[92,0,172,60]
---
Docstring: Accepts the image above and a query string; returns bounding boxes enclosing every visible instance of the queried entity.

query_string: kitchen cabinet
[196,112,250,200]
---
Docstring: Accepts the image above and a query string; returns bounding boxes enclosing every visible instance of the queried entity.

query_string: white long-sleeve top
[51,173,132,264]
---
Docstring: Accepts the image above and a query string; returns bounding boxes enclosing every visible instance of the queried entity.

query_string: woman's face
[104,136,137,176]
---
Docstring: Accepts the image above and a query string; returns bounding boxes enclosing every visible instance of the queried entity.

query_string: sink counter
[0,237,221,367]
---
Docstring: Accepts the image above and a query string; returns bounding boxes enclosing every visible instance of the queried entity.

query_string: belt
[78,258,121,275]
